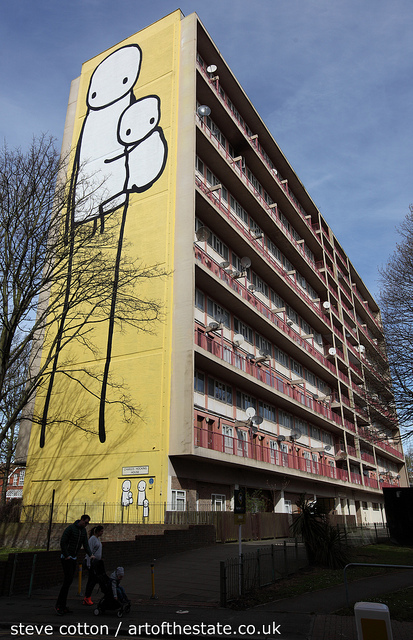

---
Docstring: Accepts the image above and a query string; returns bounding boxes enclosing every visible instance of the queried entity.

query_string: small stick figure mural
[40,44,168,447]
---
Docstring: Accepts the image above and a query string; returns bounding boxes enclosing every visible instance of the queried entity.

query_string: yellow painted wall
[23,11,182,521]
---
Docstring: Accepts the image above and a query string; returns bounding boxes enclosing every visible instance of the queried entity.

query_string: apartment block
[21,10,407,525]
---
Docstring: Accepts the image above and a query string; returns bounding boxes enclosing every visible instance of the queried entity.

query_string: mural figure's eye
[150,117,155,124]
[91,92,97,99]
[126,129,131,136]
[122,77,128,84]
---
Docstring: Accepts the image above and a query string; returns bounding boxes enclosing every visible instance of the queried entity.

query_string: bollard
[150,561,158,599]
[354,602,393,640]
[77,563,83,595]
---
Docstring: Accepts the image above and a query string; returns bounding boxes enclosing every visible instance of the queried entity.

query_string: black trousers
[85,563,99,598]
[56,558,77,609]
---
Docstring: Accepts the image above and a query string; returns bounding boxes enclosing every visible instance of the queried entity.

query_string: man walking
[55,514,94,615]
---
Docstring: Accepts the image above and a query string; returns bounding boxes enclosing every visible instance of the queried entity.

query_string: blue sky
[1,0,412,299]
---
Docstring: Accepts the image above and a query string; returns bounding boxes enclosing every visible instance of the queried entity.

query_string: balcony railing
[197,62,321,244]
[194,426,381,490]
[195,328,343,426]
[195,176,329,316]
[194,247,336,374]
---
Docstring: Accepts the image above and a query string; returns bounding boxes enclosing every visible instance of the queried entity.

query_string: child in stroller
[93,562,131,617]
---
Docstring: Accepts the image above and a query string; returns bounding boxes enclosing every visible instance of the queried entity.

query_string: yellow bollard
[77,563,83,596]
[150,562,158,599]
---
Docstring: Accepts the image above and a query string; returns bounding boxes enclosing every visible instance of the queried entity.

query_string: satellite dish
[322,301,331,310]
[245,406,256,418]
[233,333,244,346]
[206,64,217,74]
[259,350,271,358]
[277,435,285,442]
[195,226,209,242]
[214,313,227,324]
[251,415,263,426]
[324,445,332,452]
[206,321,220,333]
[220,260,230,268]
[197,105,211,117]
[290,429,302,440]
[328,347,337,356]
[241,256,251,269]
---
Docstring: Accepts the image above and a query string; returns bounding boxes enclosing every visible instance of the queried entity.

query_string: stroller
[92,561,131,618]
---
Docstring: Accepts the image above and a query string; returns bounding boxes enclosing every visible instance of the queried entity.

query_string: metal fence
[220,540,308,606]
[338,523,390,546]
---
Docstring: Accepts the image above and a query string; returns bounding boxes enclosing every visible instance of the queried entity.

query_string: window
[267,240,282,263]
[207,232,229,261]
[222,425,234,453]
[194,371,205,393]
[234,318,253,344]
[18,470,25,485]
[252,272,269,297]
[211,494,226,511]
[230,196,249,225]
[284,499,292,514]
[258,401,276,422]
[206,299,230,328]
[274,347,289,368]
[255,333,272,355]
[208,377,232,404]
[195,288,205,310]
[269,440,279,464]
[279,411,293,430]
[236,391,256,411]
[236,429,248,456]
[171,490,186,511]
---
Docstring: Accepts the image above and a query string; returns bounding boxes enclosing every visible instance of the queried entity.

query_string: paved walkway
[1,540,413,639]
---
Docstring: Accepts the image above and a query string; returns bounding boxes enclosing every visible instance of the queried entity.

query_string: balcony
[195,247,336,374]
[195,328,343,426]
[194,425,380,490]
[197,61,321,244]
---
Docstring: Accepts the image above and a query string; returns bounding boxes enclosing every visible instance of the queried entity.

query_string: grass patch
[0,547,44,562]
[336,586,413,621]
[228,544,413,611]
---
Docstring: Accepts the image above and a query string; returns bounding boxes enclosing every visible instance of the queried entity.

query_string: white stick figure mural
[137,479,147,506]
[40,44,168,447]
[121,479,133,507]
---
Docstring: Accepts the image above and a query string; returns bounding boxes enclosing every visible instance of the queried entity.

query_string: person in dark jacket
[55,514,94,615]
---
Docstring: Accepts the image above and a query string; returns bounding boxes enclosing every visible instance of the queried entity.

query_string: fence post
[220,561,227,607]
[240,553,244,596]
[283,541,289,576]
[28,555,37,599]
[374,522,378,543]
[257,549,261,587]
[271,544,275,583]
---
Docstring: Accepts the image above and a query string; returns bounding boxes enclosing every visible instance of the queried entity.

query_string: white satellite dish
[206,64,217,74]
[246,406,256,418]
[322,301,331,310]
[328,347,337,356]
[241,256,251,269]
[195,226,209,242]
[233,333,244,346]
[197,105,211,117]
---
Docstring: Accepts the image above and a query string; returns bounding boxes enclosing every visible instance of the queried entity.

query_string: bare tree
[0,135,166,452]
[379,204,413,439]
